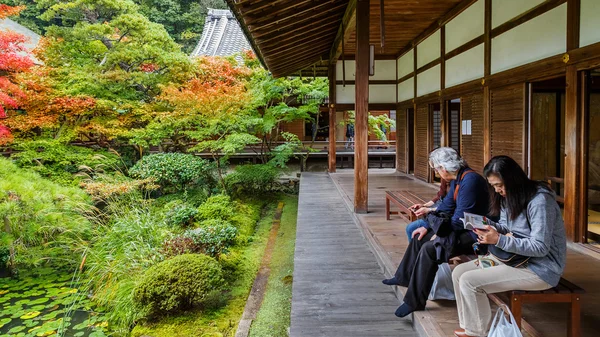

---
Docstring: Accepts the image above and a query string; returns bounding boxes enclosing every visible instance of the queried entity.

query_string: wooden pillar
[483,0,492,164]
[483,86,491,163]
[328,65,337,173]
[564,65,581,242]
[564,0,582,242]
[484,0,491,77]
[354,0,369,213]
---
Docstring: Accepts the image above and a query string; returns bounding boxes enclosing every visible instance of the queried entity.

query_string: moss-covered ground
[248,194,297,337]
[131,194,298,337]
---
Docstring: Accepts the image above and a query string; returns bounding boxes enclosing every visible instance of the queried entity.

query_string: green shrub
[12,139,120,186]
[133,254,225,316]
[185,220,238,256]
[224,164,280,195]
[196,194,234,222]
[129,153,216,192]
[164,200,198,227]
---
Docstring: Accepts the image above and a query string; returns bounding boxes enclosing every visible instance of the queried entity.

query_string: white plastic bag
[488,305,523,337]
[428,263,455,300]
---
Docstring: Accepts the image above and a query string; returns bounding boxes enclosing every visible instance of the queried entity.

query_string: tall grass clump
[81,196,170,334]
[0,158,92,273]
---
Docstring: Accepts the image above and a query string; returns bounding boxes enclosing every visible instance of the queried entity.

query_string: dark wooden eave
[228,0,474,77]
[226,0,348,77]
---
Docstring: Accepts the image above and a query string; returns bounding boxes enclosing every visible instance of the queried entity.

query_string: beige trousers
[452,259,551,336]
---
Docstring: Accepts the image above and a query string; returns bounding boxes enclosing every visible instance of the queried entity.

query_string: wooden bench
[451,255,585,337]
[385,190,429,221]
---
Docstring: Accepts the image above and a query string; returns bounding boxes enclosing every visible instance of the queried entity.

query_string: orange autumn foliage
[0,4,33,144]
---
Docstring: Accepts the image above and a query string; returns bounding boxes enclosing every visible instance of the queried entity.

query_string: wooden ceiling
[227,0,467,77]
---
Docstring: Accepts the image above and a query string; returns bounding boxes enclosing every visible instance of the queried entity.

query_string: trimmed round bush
[196,194,234,221]
[129,153,215,192]
[224,164,280,195]
[164,201,198,227]
[133,254,224,316]
[185,220,238,256]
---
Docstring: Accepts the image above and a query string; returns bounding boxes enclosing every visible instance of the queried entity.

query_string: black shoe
[395,303,415,318]
[382,277,400,285]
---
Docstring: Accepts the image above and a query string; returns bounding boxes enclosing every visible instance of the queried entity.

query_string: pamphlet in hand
[461,212,488,230]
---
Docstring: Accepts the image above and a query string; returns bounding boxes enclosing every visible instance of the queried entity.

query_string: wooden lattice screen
[461,92,485,174]
[415,105,430,182]
[490,84,525,169]
[396,108,407,172]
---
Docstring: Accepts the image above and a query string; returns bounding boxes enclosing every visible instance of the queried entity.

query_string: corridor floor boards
[290,173,417,337]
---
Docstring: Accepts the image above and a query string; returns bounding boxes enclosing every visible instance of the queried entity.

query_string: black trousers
[393,230,475,310]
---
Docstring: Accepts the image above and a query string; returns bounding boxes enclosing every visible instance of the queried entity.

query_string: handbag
[488,235,531,267]
[487,211,532,268]
[488,305,523,337]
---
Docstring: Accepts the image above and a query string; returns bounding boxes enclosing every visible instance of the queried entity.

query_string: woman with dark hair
[451,156,566,337]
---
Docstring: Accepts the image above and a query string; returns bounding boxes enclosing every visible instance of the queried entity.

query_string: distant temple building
[190,9,251,62]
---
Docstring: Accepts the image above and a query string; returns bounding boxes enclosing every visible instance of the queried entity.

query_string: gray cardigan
[490,188,567,287]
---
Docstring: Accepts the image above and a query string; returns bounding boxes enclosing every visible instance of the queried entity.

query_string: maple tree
[1,0,193,147]
[129,55,254,185]
[0,4,34,145]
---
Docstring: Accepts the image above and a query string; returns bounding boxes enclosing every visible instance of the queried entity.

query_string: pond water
[0,268,107,337]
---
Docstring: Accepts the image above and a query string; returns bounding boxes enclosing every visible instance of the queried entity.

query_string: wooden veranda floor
[290,173,418,337]
[329,169,600,337]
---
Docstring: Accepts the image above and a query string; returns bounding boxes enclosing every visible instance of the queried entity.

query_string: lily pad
[30,305,47,312]
[23,319,40,328]
[8,325,26,333]
[0,317,11,328]
[20,311,42,319]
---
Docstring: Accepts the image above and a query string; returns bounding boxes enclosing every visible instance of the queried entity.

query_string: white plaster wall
[446,0,484,52]
[580,0,600,47]
[336,84,355,104]
[398,77,414,102]
[492,0,544,28]
[397,50,414,79]
[336,110,345,141]
[336,60,356,81]
[417,65,441,97]
[369,84,396,103]
[446,44,484,88]
[417,30,441,68]
[491,4,566,74]
[371,60,397,80]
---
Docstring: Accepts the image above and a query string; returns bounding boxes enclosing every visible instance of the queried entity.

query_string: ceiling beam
[252,4,346,38]
[245,1,342,29]
[329,0,357,64]
[258,20,340,48]
[262,31,338,56]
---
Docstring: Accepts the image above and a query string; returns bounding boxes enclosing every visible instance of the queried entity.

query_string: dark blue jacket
[423,166,490,238]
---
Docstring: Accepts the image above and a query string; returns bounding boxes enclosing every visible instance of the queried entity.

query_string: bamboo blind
[396,108,407,172]
[490,84,525,169]
[461,92,485,174]
[415,105,430,182]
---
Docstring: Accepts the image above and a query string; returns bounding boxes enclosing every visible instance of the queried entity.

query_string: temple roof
[190,8,252,62]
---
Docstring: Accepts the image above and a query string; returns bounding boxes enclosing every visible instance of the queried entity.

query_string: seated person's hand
[411,227,429,241]
[474,225,499,245]
[409,203,423,211]
[414,207,431,217]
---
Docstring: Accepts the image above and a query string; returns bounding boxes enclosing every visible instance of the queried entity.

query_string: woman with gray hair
[382,147,490,318]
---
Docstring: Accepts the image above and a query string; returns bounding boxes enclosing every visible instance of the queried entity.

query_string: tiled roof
[0,18,41,52]
[190,8,252,63]
[0,18,41,64]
